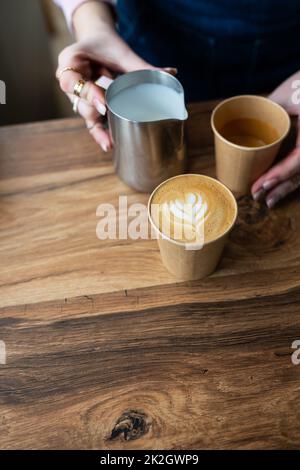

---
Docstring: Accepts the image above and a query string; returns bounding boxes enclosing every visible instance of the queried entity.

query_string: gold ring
[74,79,85,97]
[56,66,80,81]
[73,96,80,113]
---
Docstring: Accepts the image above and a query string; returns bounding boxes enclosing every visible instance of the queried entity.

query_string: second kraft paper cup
[211,95,290,196]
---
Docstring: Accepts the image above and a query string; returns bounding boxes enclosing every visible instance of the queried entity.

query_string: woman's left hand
[251,71,300,208]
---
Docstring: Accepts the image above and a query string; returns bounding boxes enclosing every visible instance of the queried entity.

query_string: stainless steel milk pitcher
[105,70,188,192]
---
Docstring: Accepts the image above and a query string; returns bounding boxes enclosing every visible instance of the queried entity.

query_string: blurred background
[0,0,73,126]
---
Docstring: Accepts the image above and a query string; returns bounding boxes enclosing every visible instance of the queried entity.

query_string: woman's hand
[57,32,158,151]
[251,71,300,207]
[56,2,176,152]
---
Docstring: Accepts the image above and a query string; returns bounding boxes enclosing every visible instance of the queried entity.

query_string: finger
[88,122,112,152]
[60,70,107,115]
[67,93,99,122]
[57,43,91,75]
[251,144,300,198]
[265,178,299,208]
[262,146,300,185]
[67,94,112,152]
[57,48,107,114]
[251,173,271,197]
[57,46,94,99]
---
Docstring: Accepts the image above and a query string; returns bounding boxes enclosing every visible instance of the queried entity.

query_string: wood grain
[0,102,300,450]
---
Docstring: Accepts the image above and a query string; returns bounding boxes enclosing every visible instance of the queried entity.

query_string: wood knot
[109,410,150,442]
[230,196,292,255]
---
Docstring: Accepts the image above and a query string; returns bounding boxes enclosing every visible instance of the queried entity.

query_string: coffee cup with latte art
[148,174,238,280]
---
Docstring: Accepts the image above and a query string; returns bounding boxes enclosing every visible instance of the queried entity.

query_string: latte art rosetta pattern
[162,192,208,241]
[151,174,237,245]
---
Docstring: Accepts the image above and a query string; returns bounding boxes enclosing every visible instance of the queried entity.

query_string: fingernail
[266,196,278,209]
[263,179,277,191]
[101,141,108,152]
[253,188,265,201]
[94,99,106,116]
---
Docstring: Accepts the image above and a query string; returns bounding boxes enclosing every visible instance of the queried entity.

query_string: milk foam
[161,192,208,242]
[151,175,236,244]
[108,83,187,122]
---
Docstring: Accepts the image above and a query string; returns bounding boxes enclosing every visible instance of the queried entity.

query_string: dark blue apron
[116,0,300,101]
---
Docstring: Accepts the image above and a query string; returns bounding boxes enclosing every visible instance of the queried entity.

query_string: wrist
[73,1,115,40]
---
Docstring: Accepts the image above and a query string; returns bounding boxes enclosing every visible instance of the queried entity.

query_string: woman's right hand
[56,3,176,151]
[57,28,152,151]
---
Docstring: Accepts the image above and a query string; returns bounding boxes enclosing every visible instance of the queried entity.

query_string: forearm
[73,1,116,40]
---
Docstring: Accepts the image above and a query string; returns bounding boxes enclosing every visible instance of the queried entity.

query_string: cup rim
[147,173,238,248]
[105,69,188,124]
[211,94,291,151]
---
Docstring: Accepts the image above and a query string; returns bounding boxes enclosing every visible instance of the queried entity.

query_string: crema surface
[151,175,236,244]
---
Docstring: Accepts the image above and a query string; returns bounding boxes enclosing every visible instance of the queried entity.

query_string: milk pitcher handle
[94,76,114,130]
[95,76,114,92]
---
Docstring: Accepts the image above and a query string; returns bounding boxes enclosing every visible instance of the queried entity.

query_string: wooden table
[0,102,300,450]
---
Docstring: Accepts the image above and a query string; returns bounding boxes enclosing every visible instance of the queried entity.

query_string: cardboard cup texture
[148,174,238,281]
[211,95,290,196]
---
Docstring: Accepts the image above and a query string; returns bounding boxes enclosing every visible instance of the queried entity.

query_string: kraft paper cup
[211,95,290,196]
[148,174,238,281]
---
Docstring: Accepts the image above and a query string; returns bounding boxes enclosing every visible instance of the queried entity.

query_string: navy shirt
[117,0,300,101]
